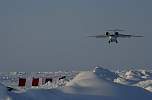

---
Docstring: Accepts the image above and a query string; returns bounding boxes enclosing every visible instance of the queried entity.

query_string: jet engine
[115,32,119,35]
[105,32,110,36]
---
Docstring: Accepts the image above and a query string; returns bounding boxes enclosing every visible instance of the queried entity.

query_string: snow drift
[64,70,152,100]
[93,66,119,81]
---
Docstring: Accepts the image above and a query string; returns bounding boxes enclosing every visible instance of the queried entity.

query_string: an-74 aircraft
[88,29,143,44]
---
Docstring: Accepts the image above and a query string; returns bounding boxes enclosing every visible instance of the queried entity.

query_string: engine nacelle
[115,32,119,35]
[105,32,110,36]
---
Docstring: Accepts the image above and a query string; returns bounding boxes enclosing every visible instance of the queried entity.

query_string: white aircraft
[88,29,143,44]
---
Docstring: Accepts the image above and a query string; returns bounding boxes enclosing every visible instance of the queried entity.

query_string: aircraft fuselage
[108,35,118,43]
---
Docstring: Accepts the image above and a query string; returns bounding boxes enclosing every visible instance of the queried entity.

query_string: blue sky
[0,0,152,71]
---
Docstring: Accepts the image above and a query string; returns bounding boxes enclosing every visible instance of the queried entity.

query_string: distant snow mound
[134,80,152,92]
[124,70,152,81]
[93,66,118,81]
[146,86,152,92]
[114,77,131,85]
[125,70,144,81]
[135,80,152,88]
[114,69,152,92]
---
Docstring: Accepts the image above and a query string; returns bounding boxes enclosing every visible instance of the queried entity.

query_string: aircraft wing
[118,34,144,38]
[88,35,107,38]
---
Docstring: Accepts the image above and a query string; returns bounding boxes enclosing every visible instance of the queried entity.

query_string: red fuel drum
[18,78,26,87]
[32,78,39,86]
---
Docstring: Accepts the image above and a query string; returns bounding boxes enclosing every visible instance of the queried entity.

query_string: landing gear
[108,41,111,44]
[108,40,118,44]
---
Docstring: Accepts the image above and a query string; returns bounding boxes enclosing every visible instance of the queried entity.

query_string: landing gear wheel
[108,41,110,44]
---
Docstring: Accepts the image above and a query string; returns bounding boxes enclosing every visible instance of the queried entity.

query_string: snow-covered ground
[0,66,152,100]
[114,68,152,92]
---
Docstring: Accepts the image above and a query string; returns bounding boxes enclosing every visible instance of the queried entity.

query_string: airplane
[88,29,143,44]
